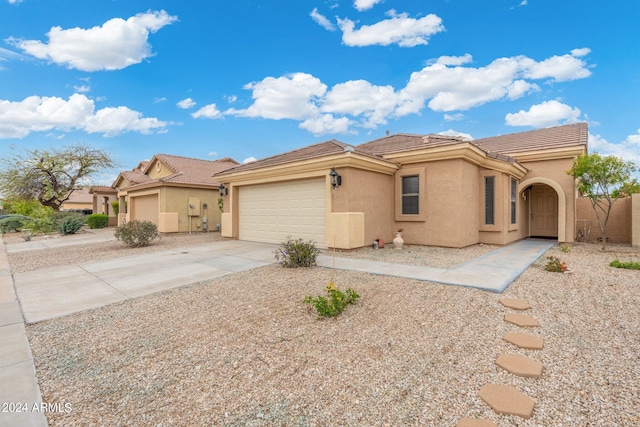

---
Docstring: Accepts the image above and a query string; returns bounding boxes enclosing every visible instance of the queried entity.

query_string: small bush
[544,256,567,273]
[0,217,28,233]
[111,201,120,216]
[610,259,640,270]
[274,237,320,268]
[86,214,109,229]
[114,220,159,247]
[303,281,360,318]
[24,217,56,235]
[54,212,86,235]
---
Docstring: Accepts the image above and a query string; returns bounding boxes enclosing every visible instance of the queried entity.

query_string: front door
[530,185,558,237]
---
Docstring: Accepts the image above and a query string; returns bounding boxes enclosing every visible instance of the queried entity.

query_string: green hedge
[86,214,109,229]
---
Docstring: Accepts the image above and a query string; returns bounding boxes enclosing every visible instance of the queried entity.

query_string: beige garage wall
[163,187,220,233]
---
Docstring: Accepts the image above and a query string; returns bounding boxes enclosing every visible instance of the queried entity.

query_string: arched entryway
[519,177,567,242]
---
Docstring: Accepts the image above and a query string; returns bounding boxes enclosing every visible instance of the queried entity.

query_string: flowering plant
[544,256,568,273]
[303,281,360,318]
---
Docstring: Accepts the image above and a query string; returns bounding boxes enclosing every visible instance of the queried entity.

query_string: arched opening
[519,177,566,242]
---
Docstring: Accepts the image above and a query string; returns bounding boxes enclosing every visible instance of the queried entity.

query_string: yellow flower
[325,281,335,292]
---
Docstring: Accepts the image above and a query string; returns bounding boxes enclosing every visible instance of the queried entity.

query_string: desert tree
[568,152,638,249]
[0,144,114,211]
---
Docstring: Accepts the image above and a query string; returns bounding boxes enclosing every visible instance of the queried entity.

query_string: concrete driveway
[13,240,276,323]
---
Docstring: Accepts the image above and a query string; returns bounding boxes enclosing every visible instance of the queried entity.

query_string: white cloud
[338,10,444,47]
[8,10,178,71]
[177,97,196,109]
[243,157,257,164]
[444,113,464,121]
[0,93,168,138]
[226,95,237,103]
[192,103,222,119]
[225,49,593,135]
[588,132,640,166]
[73,84,91,93]
[207,151,218,157]
[226,73,327,120]
[354,0,383,11]
[154,97,167,103]
[310,8,336,31]
[8,0,24,4]
[521,49,592,82]
[504,100,581,127]
[438,129,473,140]
[436,54,473,66]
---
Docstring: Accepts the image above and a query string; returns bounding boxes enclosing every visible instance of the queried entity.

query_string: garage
[130,194,159,224]
[239,178,326,246]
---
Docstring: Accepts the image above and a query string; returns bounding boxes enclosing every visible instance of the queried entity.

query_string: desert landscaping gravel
[7,232,640,426]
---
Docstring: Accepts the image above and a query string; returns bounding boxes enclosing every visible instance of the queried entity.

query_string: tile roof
[357,133,466,155]
[215,139,391,175]
[89,185,117,194]
[472,123,588,154]
[65,187,93,203]
[149,154,239,186]
[120,170,151,185]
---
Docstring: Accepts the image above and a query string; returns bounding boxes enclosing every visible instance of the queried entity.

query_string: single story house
[114,154,239,233]
[214,123,588,249]
[89,186,118,226]
[60,186,93,213]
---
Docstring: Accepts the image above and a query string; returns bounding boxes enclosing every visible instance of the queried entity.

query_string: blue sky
[1,0,639,185]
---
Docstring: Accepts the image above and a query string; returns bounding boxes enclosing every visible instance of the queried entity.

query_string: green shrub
[274,237,320,268]
[610,259,640,270]
[544,256,567,273]
[114,220,158,247]
[111,201,119,216]
[86,214,109,229]
[303,281,360,318]
[0,217,28,233]
[58,213,86,235]
[24,217,56,235]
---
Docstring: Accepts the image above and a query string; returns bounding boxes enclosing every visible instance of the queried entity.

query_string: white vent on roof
[343,145,355,152]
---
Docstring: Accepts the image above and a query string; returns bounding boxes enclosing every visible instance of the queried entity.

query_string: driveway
[13,240,275,323]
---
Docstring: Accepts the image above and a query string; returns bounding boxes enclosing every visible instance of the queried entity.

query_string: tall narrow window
[402,175,419,215]
[511,178,517,224]
[485,176,495,225]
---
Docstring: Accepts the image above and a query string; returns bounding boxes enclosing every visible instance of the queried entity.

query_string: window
[402,175,419,215]
[511,178,517,224]
[484,176,495,225]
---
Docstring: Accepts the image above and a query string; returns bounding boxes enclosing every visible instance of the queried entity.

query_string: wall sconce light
[329,167,342,188]
[218,183,228,196]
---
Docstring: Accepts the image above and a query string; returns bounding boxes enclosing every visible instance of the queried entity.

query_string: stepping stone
[504,313,539,327]
[456,418,498,427]
[503,331,544,349]
[495,353,543,378]
[499,297,531,310]
[478,383,535,419]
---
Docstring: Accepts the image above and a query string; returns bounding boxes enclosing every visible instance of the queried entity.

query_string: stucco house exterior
[214,123,588,249]
[60,186,93,213]
[114,154,239,233]
[88,186,118,225]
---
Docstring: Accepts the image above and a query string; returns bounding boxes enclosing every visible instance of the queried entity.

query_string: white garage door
[131,194,159,224]
[239,178,326,246]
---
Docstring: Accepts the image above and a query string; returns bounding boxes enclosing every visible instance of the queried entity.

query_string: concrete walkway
[1,235,554,426]
[318,239,555,292]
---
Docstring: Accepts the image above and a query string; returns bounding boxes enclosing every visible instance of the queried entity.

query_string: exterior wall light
[329,168,342,188]
[218,183,228,196]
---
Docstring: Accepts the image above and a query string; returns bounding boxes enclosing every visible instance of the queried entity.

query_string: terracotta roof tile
[89,186,117,194]
[214,140,390,175]
[65,187,92,203]
[358,133,466,155]
[472,123,588,154]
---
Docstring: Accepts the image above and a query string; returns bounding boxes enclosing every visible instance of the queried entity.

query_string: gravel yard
[11,234,640,426]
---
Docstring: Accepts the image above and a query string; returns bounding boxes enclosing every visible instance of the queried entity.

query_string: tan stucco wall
[146,160,173,180]
[632,194,640,247]
[518,158,577,243]
[576,197,631,244]
[163,187,221,233]
[394,159,480,248]
[330,167,394,246]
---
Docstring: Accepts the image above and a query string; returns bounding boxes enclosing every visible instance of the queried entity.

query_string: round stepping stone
[504,313,539,327]
[495,353,543,378]
[503,331,543,349]
[456,417,498,427]
[478,383,535,419]
[499,297,531,310]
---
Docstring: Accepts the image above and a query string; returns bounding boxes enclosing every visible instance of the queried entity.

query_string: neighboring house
[113,154,239,233]
[214,123,588,249]
[60,186,93,213]
[89,186,119,226]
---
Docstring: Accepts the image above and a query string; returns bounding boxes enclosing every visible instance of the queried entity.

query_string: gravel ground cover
[14,238,640,426]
